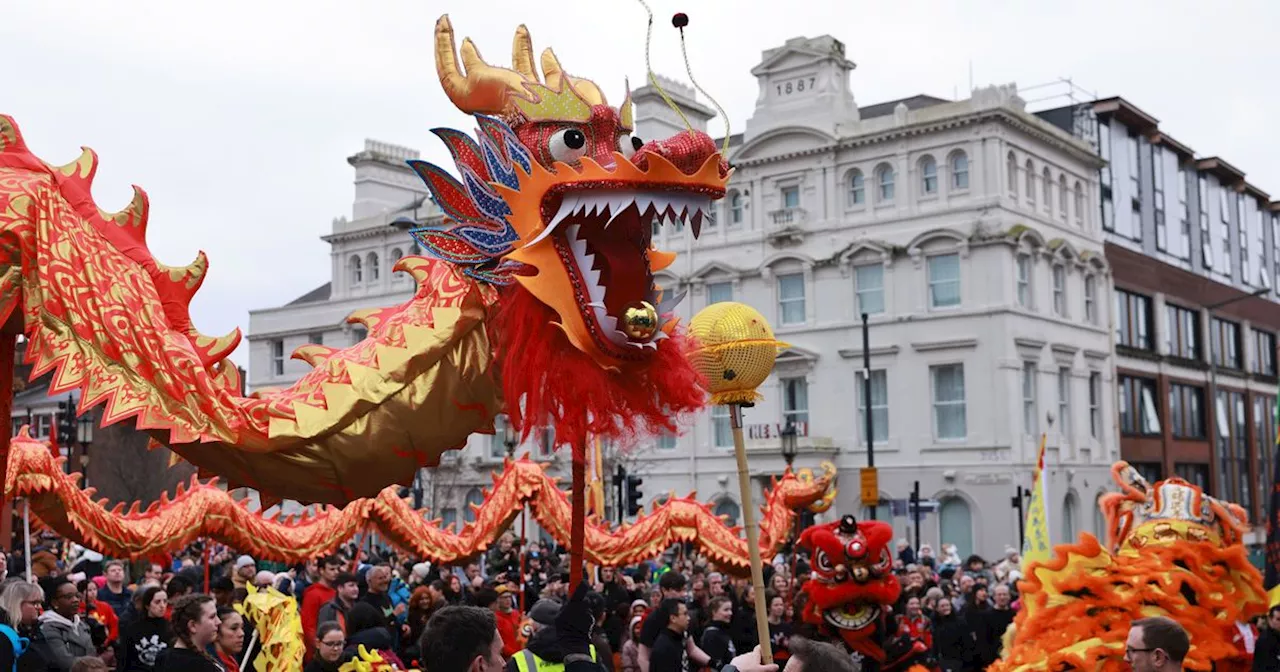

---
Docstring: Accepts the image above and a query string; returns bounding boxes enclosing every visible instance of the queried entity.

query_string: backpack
[0,623,29,672]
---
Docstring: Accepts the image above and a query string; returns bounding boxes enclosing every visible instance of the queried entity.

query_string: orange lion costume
[994,461,1267,672]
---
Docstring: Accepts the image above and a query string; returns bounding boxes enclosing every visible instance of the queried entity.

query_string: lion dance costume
[994,461,1266,672]
[797,514,928,672]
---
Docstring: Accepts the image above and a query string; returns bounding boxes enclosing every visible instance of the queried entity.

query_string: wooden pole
[569,437,586,592]
[730,404,772,663]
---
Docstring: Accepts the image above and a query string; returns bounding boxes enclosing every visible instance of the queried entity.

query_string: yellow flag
[1021,433,1052,568]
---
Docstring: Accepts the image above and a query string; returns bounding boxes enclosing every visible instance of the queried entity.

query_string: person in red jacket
[300,555,343,660]
[493,584,524,659]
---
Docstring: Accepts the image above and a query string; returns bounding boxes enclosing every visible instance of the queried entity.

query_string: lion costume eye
[814,549,833,573]
[549,128,589,163]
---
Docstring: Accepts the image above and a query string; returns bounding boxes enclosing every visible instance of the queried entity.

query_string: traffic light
[56,400,76,446]
[625,474,644,516]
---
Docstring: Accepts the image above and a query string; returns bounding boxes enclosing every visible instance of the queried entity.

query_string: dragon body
[4,426,834,569]
[995,461,1266,672]
[797,515,928,672]
[0,15,727,505]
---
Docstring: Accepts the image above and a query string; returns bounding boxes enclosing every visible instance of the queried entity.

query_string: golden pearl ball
[686,302,788,405]
[621,301,660,340]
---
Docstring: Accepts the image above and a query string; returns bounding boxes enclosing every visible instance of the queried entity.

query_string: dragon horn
[512,25,540,82]
[435,15,532,115]
[540,47,606,106]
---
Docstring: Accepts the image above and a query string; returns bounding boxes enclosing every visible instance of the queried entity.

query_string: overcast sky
[3,0,1275,370]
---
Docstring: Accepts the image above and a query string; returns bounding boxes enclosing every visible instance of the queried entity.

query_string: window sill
[874,201,896,210]
[920,193,940,202]
[844,203,867,212]
[949,187,971,195]
[1251,372,1280,385]
[1119,432,1162,439]
[928,304,962,312]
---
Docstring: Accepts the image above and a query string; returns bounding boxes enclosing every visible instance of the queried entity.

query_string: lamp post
[780,419,798,469]
[779,418,801,607]
[502,415,528,611]
[1204,288,1268,500]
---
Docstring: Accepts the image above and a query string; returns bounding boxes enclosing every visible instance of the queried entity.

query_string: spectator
[340,603,396,665]
[306,621,344,672]
[492,586,523,660]
[420,605,505,672]
[98,562,133,625]
[648,598,693,672]
[318,573,359,635]
[1255,605,1280,671]
[930,596,970,672]
[0,580,53,671]
[506,599,589,671]
[118,586,169,672]
[213,606,245,672]
[301,555,343,659]
[232,556,256,591]
[700,597,736,669]
[156,594,221,672]
[1125,616,1189,672]
[621,617,643,672]
[40,578,95,671]
[585,592,615,672]
[783,636,857,672]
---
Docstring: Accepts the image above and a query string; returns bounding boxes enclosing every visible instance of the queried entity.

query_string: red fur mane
[490,284,706,448]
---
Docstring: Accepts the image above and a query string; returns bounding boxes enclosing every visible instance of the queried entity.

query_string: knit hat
[529,599,561,626]
[412,563,430,580]
[235,555,255,570]
[631,598,649,610]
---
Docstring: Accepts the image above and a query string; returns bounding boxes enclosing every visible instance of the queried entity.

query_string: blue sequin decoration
[459,166,511,222]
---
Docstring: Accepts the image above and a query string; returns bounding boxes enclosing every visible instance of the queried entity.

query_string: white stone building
[247,35,1118,558]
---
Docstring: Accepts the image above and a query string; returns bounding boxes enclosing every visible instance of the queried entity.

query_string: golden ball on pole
[621,301,660,340]
[686,302,789,405]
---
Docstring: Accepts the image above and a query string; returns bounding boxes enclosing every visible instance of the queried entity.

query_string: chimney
[632,75,717,144]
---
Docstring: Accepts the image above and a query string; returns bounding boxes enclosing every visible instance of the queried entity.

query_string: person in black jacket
[700,597,736,669]
[119,586,170,672]
[340,603,395,665]
[1253,605,1280,672]
[931,597,971,672]
[649,599,692,672]
[0,581,55,672]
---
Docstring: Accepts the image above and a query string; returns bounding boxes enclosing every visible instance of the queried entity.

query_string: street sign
[860,467,878,506]
[889,498,940,517]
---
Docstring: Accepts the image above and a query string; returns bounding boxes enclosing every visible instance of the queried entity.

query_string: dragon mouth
[539,188,713,359]
[823,603,879,631]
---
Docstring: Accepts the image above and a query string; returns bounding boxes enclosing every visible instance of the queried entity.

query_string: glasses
[320,640,346,648]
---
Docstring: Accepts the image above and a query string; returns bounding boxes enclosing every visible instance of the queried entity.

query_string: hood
[39,610,81,629]
[527,625,565,662]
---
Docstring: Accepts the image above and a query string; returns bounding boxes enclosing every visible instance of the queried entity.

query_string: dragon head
[1100,461,1249,556]
[416,16,729,371]
[797,515,900,637]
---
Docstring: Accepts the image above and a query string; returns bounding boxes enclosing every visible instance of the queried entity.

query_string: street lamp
[780,419,798,469]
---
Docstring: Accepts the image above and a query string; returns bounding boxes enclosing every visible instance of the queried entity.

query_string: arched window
[713,498,741,527]
[1025,160,1036,205]
[464,488,485,523]
[390,248,406,283]
[938,497,973,558]
[1062,492,1079,543]
[1006,152,1018,196]
[847,170,865,207]
[729,191,743,226]
[876,163,896,202]
[1073,182,1085,226]
[1058,175,1069,220]
[367,252,380,282]
[862,502,891,523]
[950,151,969,190]
[349,255,363,285]
[920,156,938,195]
[1041,167,1052,211]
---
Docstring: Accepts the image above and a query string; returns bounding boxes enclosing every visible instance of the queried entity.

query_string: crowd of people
[0,533,1225,672]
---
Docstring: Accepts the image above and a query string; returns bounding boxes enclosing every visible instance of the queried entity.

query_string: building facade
[1041,99,1280,543]
[247,36,1119,559]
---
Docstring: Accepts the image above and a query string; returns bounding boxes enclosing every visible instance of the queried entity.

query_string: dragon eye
[618,133,644,159]
[549,128,589,163]
[814,550,833,573]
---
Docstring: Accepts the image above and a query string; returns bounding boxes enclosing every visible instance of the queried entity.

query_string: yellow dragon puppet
[995,461,1267,672]
[0,15,728,505]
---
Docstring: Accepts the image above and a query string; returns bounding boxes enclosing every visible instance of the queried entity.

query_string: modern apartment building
[1040,98,1280,538]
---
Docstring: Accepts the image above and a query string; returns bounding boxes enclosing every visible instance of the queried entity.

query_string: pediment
[734,126,835,162]
[752,49,827,76]
[776,345,820,365]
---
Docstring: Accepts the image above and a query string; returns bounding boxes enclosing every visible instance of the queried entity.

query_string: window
[1132,462,1163,485]
[729,191,743,226]
[782,186,800,210]
[1022,362,1038,435]
[271,339,284,376]
[920,156,938,195]
[1164,304,1201,360]
[1176,168,1191,259]
[1016,254,1032,308]
[1058,174,1068,220]
[1006,151,1018,196]
[351,325,367,345]
[711,404,731,447]
[537,426,556,456]
[1118,375,1160,435]
[950,152,969,190]
[657,431,677,450]
[1074,182,1085,226]
[777,273,805,325]
[877,164,896,202]
[1025,160,1036,206]
[1127,133,1141,242]
[1219,187,1232,276]
[1238,195,1251,284]
[464,488,485,522]
[928,254,961,309]
[1274,214,1280,290]
[367,252,380,282]
[491,415,512,458]
[1089,372,1101,439]
[1254,329,1277,376]
[856,370,888,444]
[707,281,733,305]
[1215,390,1249,514]
[931,364,967,440]
[308,332,324,345]
[1099,123,1114,231]
[713,499,741,527]
[847,171,865,207]
[1175,463,1211,494]
[781,377,809,426]
[390,248,407,283]
[440,509,458,530]
[1084,276,1097,324]
[855,264,884,316]
[1168,384,1204,439]
[1114,289,1152,350]
[1210,317,1241,369]
[1153,146,1166,252]
[349,255,363,284]
[1042,167,1052,211]
[1199,176,1212,269]
[1052,266,1066,317]
[1254,395,1276,504]
[1057,368,1071,438]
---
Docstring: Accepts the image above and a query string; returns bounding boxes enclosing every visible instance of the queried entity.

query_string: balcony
[767,207,808,247]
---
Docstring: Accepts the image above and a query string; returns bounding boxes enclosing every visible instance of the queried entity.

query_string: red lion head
[798,515,900,656]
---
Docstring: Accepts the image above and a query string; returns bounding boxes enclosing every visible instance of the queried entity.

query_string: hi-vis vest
[513,645,597,672]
